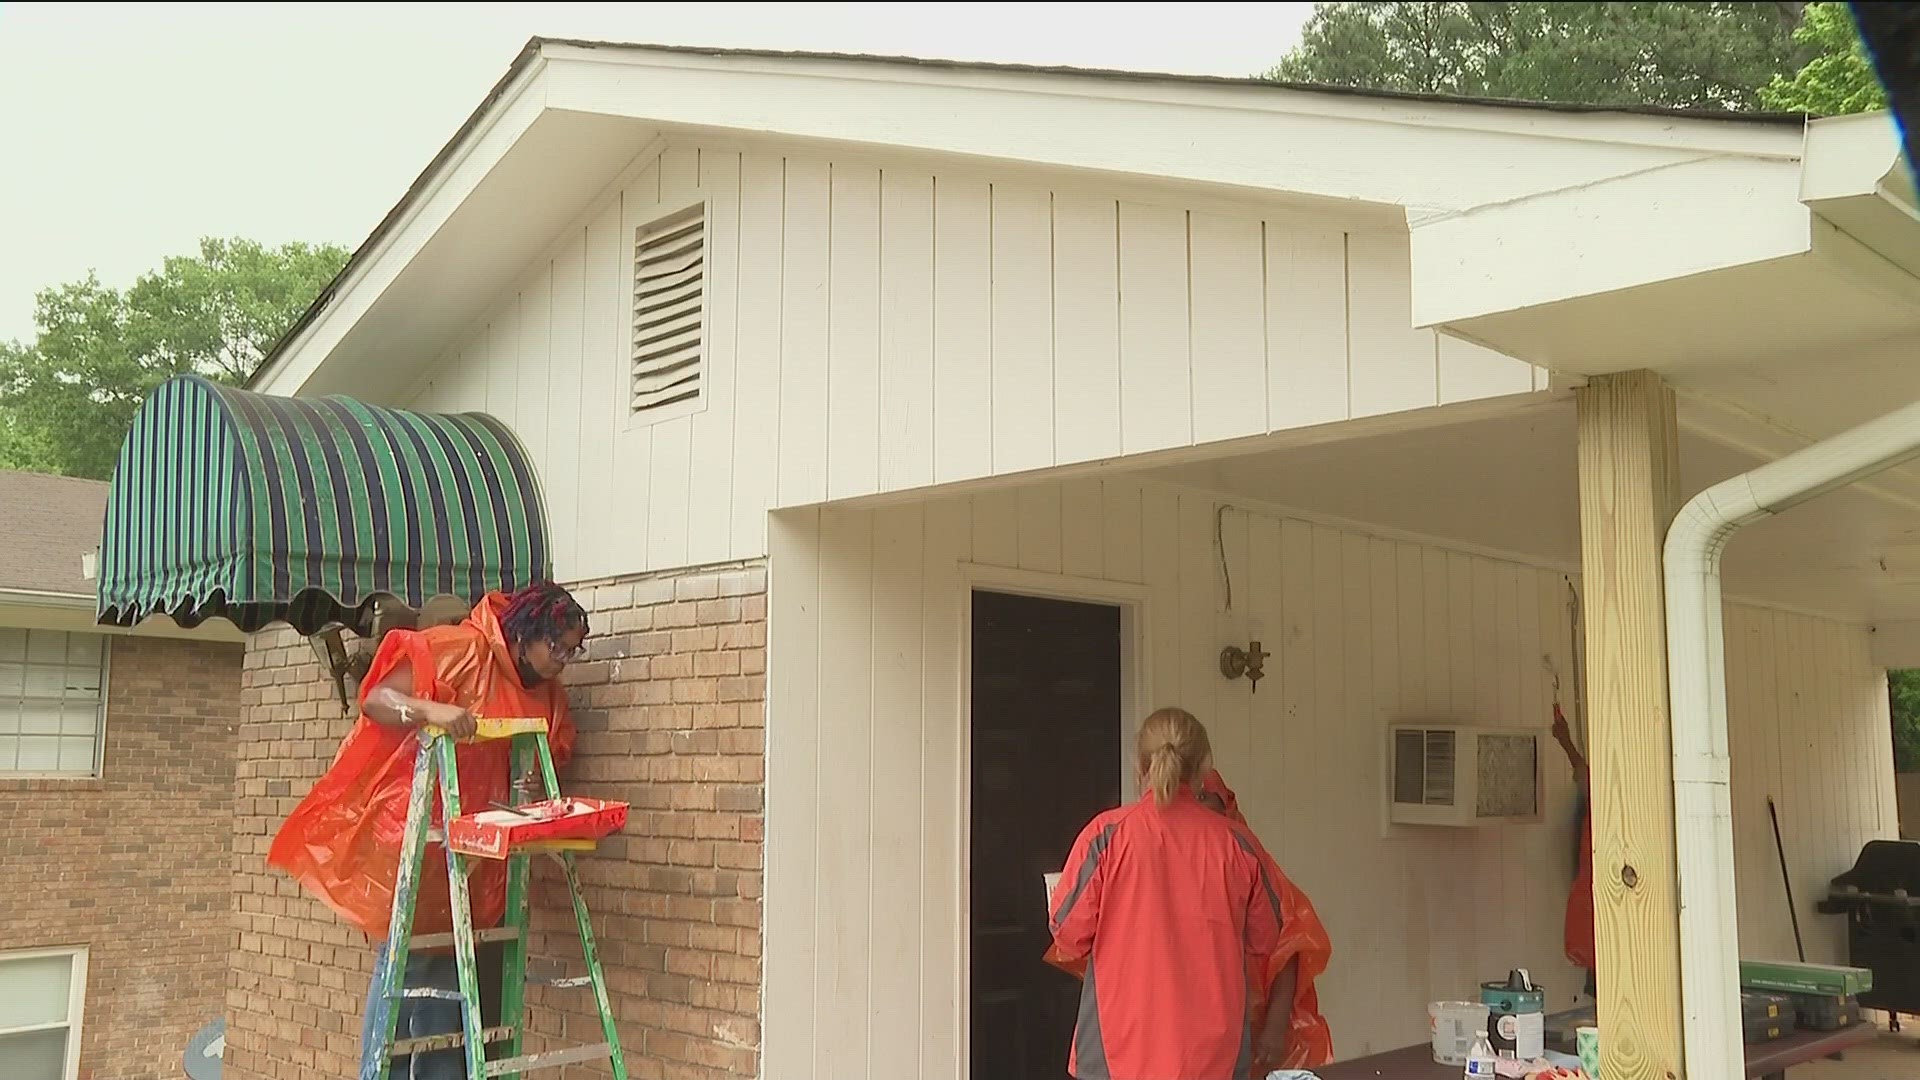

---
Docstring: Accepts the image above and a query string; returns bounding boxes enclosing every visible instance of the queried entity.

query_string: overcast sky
[0,2,1314,344]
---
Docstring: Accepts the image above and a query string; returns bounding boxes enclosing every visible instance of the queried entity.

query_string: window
[0,630,108,776]
[0,947,87,1080]
[630,202,705,417]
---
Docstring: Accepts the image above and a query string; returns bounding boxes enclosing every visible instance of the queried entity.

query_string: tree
[1268,3,1811,110]
[1892,670,1920,773]
[0,237,348,480]
[1760,2,1887,113]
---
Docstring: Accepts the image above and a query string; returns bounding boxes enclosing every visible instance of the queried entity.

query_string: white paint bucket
[1429,1001,1490,1066]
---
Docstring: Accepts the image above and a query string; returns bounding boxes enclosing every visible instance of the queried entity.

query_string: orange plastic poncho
[266,592,575,939]
[1565,785,1596,971]
[1042,770,1334,1070]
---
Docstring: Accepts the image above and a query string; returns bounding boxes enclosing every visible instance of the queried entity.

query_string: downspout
[1666,398,1920,1077]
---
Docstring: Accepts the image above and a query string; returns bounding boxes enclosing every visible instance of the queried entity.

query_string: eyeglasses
[549,639,588,664]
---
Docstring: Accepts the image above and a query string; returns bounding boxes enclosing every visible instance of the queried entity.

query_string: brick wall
[224,563,766,1080]
[0,634,242,1080]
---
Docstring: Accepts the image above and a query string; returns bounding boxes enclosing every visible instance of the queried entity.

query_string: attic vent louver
[630,204,704,415]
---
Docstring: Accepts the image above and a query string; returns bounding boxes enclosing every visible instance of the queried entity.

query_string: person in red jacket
[1047,707,1286,1080]
[1552,703,1598,999]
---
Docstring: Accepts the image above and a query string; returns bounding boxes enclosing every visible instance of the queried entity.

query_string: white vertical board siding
[765,476,1897,1074]
[405,141,1545,580]
[933,178,995,485]
[1189,213,1269,443]
[1117,203,1193,455]
[545,229,587,575]
[991,185,1056,475]
[877,170,937,493]
[827,165,882,501]
[688,149,744,565]
[768,479,1580,1071]
[1724,604,1895,965]
[1051,196,1122,465]
[765,511,822,1080]
[731,152,786,562]
[1265,226,1350,430]
[574,197,624,576]
[778,157,832,509]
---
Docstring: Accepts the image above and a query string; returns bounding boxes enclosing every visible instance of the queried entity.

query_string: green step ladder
[369,717,627,1080]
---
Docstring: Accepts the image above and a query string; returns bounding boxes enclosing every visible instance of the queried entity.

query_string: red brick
[0,636,242,1080]
[225,564,767,1080]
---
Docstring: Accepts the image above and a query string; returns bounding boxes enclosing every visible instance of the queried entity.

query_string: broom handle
[1768,796,1806,963]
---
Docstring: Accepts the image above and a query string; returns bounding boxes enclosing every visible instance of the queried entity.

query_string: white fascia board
[1411,110,1918,335]
[1409,152,1812,329]
[249,55,550,397]
[1802,111,1909,205]
[540,46,1798,217]
[1802,112,1920,282]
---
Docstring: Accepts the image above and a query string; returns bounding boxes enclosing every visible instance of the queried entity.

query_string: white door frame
[954,562,1152,1080]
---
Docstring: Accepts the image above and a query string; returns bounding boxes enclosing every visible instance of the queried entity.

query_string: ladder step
[391,1025,514,1058]
[533,975,594,989]
[484,1042,612,1076]
[410,925,522,950]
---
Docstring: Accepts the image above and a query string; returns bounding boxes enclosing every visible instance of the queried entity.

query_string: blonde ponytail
[1136,707,1212,805]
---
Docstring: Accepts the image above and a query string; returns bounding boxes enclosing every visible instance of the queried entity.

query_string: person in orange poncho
[1552,703,1598,999]
[1044,710,1333,1076]
[266,583,586,1080]
[1195,767,1335,1072]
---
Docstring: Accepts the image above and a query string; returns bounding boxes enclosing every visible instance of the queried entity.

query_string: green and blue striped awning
[98,374,550,634]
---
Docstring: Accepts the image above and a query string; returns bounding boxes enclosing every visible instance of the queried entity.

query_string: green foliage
[1891,670,1920,773]
[1267,3,1810,110]
[1759,2,1887,114]
[0,238,347,480]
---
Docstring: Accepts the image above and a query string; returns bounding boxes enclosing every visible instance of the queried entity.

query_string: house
[94,40,1920,1080]
[0,470,244,1079]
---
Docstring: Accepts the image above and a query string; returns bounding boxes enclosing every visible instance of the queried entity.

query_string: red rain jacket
[266,593,575,939]
[1046,786,1283,1080]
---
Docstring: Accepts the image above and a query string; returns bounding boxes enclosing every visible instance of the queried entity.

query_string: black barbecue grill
[1819,838,1920,1024]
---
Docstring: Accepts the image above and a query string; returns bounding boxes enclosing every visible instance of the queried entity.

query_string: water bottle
[1464,1030,1497,1078]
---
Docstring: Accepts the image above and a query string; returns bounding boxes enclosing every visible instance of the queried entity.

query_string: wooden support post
[1576,370,1684,1080]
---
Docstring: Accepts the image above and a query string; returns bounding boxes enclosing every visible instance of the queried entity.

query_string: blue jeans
[360,940,465,1080]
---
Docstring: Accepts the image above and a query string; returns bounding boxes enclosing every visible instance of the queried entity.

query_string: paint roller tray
[446,797,629,860]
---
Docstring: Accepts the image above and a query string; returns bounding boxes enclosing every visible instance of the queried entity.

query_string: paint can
[1428,1000,1490,1065]
[1480,969,1545,1059]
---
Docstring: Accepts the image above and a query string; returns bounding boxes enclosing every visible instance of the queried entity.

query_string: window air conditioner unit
[1390,724,1542,827]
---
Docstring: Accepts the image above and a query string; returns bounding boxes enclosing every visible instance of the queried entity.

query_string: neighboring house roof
[0,471,105,597]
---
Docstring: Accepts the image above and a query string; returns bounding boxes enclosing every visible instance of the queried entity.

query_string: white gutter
[0,586,94,609]
[1665,396,1920,1077]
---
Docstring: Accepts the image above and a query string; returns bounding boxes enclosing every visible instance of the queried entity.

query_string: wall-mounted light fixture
[1220,641,1270,693]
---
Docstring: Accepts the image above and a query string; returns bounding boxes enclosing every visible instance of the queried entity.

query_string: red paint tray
[446,797,629,860]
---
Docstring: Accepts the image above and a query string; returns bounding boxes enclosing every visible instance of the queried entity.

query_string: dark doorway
[969,589,1124,1080]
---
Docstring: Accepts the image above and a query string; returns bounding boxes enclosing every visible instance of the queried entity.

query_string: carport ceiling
[1144,398,1920,624]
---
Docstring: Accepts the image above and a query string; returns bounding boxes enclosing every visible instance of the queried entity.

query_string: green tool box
[1738,959,1874,997]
